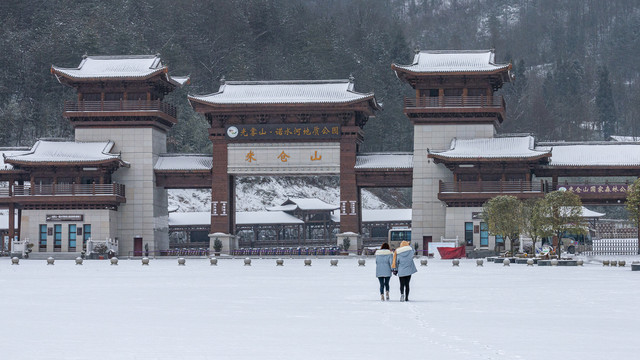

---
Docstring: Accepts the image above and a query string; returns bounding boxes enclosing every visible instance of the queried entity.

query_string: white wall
[76,127,169,255]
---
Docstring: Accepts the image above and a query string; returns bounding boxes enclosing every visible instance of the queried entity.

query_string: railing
[404,95,504,109]
[64,100,177,118]
[0,183,125,197]
[439,180,544,193]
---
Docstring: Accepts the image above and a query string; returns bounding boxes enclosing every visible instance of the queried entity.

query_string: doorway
[133,237,143,257]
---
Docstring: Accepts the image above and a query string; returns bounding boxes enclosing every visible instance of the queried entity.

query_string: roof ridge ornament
[414,46,420,54]
[349,74,355,83]
[220,75,226,85]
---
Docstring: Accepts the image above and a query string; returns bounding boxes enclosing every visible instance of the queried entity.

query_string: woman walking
[392,241,418,302]
[375,243,393,301]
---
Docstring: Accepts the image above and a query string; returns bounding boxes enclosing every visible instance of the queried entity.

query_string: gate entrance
[189,79,379,251]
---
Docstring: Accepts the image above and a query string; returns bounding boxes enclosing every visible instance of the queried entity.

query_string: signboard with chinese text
[225,124,341,140]
[228,142,340,175]
[558,184,629,194]
[46,214,84,222]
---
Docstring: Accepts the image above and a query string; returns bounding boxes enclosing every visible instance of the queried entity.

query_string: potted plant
[93,243,108,259]
[213,238,223,256]
[340,237,351,255]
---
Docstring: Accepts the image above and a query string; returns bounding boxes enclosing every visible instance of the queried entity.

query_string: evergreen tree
[596,66,617,139]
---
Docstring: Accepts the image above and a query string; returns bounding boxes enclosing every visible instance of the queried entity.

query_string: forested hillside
[1,0,639,152]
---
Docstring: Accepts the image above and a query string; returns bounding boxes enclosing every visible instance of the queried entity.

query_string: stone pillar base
[209,232,237,255]
[336,232,362,255]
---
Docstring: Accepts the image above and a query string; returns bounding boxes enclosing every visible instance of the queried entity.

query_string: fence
[584,239,638,255]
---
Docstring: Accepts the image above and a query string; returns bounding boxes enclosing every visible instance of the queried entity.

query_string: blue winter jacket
[394,246,418,277]
[375,249,393,277]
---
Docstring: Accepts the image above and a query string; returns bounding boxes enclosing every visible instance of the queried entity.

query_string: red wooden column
[340,126,361,234]
[8,203,15,251]
[209,127,233,234]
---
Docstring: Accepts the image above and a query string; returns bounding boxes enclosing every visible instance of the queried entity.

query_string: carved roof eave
[391,64,512,87]
[428,153,551,165]
[187,96,380,116]
[5,158,129,169]
[51,67,189,90]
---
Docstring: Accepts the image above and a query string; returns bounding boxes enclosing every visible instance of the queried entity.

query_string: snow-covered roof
[392,50,511,74]
[189,79,379,107]
[541,143,640,166]
[4,140,125,165]
[581,207,605,218]
[355,153,413,169]
[610,136,640,142]
[429,136,550,161]
[51,55,189,86]
[154,154,212,171]
[169,211,303,226]
[268,198,339,212]
[168,209,411,227]
[0,148,30,171]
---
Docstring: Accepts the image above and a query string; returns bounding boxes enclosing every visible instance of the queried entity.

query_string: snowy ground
[2,256,639,360]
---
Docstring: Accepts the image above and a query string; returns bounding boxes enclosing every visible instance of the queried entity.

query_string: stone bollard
[550,259,559,266]
[177,257,185,266]
[503,258,510,266]
[142,257,150,266]
[476,259,483,267]
[577,259,584,266]
[611,260,618,267]
[330,259,338,266]
[209,257,218,266]
[276,259,284,266]
[358,259,366,267]
[619,260,626,267]
[304,259,312,266]
[603,260,610,266]
[110,257,119,266]
[244,258,251,266]
[527,259,534,266]
[11,257,19,265]
[47,257,55,265]
[75,257,83,265]
[452,259,460,267]
[420,258,428,266]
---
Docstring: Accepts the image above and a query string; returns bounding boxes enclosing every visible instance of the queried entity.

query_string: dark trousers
[378,276,390,294]
[399,275,411,299]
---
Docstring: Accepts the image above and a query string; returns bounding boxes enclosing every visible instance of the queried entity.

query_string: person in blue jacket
[375,243,393,301]
[392,241,418,302]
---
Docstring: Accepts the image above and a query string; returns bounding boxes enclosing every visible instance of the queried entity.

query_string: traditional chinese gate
[188,79,380,250]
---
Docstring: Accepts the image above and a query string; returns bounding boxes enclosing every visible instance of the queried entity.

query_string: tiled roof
[268,198,339,211]
[393,50,511,74]
[51,55,189,86]
[4,140,124,165]
[540,143,640,166]
[168,209,412,227]
[355,153,413,169]
[0,148,30,171]
[610,135,640,142]
[168,211,303,226]
[189,79,378,106]
[154,154,212,171]
[429,136,550,160]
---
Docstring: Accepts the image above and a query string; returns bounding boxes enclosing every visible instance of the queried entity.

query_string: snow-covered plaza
[2,256,639,360]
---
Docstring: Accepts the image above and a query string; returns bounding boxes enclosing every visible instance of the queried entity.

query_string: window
[420,89,439,97]
[104,92,123,101]
[69,225,77,251]
[83,224,92,246]
[444,88,463,96]
[54,224,62,251]
[467,88,486,96]
[465,222,473,246]
[480,222,489,247]
[496,235,504,244]
[126,92,146,101]
[82,93,101,101]
[39,225,47,250]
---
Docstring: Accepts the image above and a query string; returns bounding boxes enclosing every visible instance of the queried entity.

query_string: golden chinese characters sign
[227,142,341,175]
[225,124,341,140]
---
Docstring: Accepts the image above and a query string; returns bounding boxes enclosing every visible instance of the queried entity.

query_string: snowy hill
[168,176,402,212]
